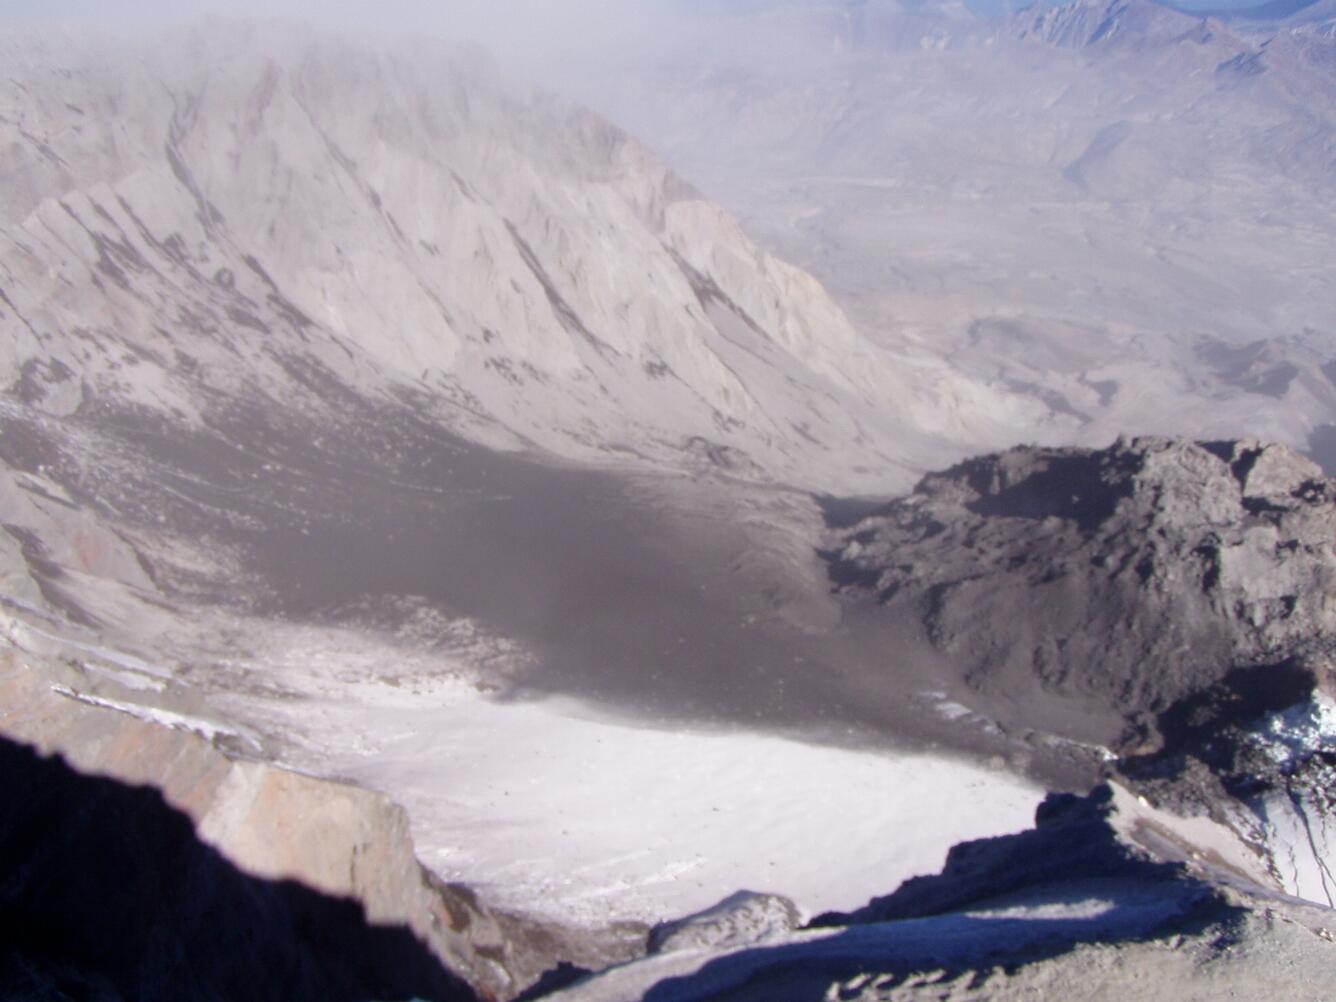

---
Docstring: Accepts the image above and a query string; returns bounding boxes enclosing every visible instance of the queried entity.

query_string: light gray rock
[648,891,803,955]
[0,19,1015,495]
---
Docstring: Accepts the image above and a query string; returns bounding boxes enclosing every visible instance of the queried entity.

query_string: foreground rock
[647,891,803,956]
[0,651,641,1001]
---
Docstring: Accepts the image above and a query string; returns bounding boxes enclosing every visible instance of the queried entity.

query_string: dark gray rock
[826,436,1336,749]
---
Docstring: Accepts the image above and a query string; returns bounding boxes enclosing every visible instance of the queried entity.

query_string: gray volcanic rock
[826,437,1336,747]
[825,435,1336,910]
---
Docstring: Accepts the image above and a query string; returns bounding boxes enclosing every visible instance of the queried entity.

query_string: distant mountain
[1010,0,1216,49]
[572,0,1336,471]
[1183,0,1330,21]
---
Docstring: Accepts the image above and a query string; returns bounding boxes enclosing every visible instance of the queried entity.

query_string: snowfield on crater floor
[183,622,1045,927]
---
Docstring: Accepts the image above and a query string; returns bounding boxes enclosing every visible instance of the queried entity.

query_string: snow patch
[50,685,260,752]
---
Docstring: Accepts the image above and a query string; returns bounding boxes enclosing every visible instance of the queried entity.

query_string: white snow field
[199,623,1044,926]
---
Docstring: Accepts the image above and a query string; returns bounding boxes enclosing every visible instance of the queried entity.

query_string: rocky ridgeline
[828,436,1336,749]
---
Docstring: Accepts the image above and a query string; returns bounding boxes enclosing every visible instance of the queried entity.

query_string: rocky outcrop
[827,437,1336,749]
[826,435,1336,912]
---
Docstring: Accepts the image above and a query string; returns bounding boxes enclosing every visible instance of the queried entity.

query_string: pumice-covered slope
[0,20,1038,494]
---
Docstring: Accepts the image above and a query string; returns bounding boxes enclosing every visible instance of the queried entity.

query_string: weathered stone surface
[547,784,1336,1002]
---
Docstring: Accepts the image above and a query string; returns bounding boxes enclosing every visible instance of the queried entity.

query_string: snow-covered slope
[0,20,1049,494]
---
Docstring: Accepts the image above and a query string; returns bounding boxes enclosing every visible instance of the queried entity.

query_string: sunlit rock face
[0,652,623,1002]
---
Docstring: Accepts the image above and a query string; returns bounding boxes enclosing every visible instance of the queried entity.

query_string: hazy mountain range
[576,0,1336,472]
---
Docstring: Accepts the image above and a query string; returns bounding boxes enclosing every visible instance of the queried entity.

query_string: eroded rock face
[0,20,1014,495]
[827,437,1336,747]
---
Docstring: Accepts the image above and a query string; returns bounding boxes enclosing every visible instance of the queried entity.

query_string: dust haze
[3,0,1336,996]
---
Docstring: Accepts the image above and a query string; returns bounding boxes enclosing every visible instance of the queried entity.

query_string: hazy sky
[0,0,1272,33]
[0,1,711,71]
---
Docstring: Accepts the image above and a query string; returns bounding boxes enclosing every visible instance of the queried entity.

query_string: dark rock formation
[826,437,1336,749]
